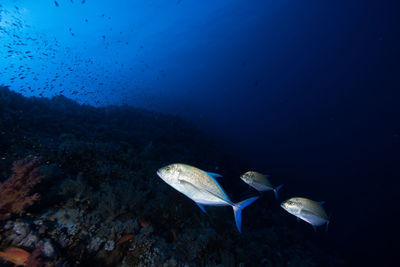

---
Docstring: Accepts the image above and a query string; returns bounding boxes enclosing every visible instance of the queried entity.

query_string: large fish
[157,163,259,232]
[281,197,329,231]
[240,171,283,199]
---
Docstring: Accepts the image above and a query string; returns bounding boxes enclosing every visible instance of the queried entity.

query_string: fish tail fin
[273,184,284,199]
[326,214,332,232]
[233,196,259,233]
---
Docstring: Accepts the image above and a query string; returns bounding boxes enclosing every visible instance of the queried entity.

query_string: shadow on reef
[0,86,345,266]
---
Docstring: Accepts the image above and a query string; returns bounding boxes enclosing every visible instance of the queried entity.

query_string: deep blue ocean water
[0,0,399,266]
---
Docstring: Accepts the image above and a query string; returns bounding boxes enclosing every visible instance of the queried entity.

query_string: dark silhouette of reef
[0,86,345,266]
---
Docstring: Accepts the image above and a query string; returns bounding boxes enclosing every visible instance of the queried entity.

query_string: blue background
[1,0,399,264]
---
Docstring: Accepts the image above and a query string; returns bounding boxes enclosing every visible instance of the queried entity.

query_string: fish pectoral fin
[178,179,203,192]
[300,209,326,223]
[300,209,318,217]
[200,186,234,206]
[178,178,233,206]
[206,171,222,179]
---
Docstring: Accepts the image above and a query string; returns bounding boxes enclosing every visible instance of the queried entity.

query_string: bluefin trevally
[157,163,259,233]
[281,197,329,231]
[240,171,283,199]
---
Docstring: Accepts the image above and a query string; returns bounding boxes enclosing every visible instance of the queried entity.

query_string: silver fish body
[157,163,258,232]
[281,197,329,230]
[240,171,283,199]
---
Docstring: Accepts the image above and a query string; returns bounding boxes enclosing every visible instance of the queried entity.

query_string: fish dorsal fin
[206,172,222,179]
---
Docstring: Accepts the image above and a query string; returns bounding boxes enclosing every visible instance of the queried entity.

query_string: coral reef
[0,247,30,266]
[0,86,345,266]
[0,156,44,221]
[0,244,44,267]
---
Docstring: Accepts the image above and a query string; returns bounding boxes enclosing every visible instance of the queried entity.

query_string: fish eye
[166,167,171,172]
[287,201,294,206]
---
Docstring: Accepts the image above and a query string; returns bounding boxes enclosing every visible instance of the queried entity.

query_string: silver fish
[281,197,329,231]
[240,171,283,199]
[157,163,259,232]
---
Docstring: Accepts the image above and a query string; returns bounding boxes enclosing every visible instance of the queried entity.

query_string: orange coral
[0,247,30,266]
[0,156,44,221]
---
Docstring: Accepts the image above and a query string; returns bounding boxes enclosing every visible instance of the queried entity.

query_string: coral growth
[0,246,42,267]
[0,87,345,266]
[0,156,44,221]
[0,247,30,266]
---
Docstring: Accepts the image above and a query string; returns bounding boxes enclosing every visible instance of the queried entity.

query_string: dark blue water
[1,0,399,266]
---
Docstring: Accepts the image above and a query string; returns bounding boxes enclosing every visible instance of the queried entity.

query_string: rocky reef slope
[0,86,344,266]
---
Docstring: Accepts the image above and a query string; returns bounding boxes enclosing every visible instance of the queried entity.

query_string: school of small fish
[1,2,331,234]
[0,2,164,106]
[157,163,330,232]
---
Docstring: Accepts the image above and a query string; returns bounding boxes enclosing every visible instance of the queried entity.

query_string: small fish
[240,171,283,199]
[157,163,259,232]
[54,1,59,7]
[281,197,329,231]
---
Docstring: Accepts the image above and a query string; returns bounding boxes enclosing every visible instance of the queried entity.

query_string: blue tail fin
[325,214,331,232]
[233,196,259,233]
[273,184,284,199]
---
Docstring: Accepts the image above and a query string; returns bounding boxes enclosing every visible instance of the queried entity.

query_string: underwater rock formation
[0,86,345,266]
